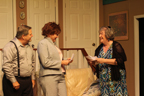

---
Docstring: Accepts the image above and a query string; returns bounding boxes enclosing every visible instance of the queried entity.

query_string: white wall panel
[0,13,7,39]
[0,0,13,48]
[44,0,50,8]
[44,14,51,23]
[70,1,79,9]
[64,0,99,69]
[83,1,91,9]
[27,0,56,48]
[83,14,91,39]
[70,14,79,39]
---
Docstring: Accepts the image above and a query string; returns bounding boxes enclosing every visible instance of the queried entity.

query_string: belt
[15,76,31,79]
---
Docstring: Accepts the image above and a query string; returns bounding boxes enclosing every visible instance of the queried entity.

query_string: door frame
[63,0,100,48]
[55,0,59,46]
[134,14,144,96]
[13,0,17,36]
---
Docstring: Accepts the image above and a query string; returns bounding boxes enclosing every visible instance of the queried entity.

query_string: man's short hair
[16,25,31,39]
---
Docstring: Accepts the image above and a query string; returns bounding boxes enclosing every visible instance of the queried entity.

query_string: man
[2,25,35,96]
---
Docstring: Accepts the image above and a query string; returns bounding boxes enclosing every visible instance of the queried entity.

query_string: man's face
[24,29,33,43]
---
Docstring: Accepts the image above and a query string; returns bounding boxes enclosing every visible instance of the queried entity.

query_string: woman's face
[49,33,59,42]
[99,30,107,43]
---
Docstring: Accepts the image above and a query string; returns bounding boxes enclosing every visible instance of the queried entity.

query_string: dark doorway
[139,18,144,96]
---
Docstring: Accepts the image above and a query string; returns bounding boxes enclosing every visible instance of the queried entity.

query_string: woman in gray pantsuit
[37,22,73,96]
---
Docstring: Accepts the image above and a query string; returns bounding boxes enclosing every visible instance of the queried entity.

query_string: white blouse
[55,45,65,72]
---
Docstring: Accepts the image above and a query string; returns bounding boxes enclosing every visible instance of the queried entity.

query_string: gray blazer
[37,37,62,77]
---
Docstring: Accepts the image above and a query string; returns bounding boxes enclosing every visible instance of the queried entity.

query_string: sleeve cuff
[9,77,17,83]
[31,74,35,80]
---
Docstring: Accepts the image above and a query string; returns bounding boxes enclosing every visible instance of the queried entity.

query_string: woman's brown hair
[42,22,61,37]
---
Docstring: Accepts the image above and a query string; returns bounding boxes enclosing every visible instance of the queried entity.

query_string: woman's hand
[61,58,73,65]
[88,61,97,67]
[95,58,117,65]
[96,58,104,64]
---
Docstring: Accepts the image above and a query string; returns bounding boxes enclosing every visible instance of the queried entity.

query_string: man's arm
[2,45,17,83]
[2,44,20,89]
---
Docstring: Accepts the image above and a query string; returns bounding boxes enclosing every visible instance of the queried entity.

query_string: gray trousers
[39,74,67,96]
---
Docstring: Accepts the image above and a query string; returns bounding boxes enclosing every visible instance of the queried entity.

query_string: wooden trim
[0,48,96,73]
[60,48,96,73]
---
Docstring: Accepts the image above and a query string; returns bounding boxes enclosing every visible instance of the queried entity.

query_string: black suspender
[10,41,20,77]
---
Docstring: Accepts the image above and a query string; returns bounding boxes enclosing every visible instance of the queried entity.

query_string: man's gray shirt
[2,37,36,83]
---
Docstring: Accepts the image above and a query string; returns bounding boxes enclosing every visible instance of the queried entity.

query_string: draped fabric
[98,44,128,96]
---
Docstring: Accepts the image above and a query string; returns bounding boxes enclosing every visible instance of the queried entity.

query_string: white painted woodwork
[63,0,99,69]
[27,0,57,48]
[0,0,14,48]
[134,14,144,96]
[0,1,16,95]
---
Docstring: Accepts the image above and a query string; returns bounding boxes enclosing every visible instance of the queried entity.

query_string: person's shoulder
[2,41,15,51]
[95,43,103,52]
[38,38,50,47]
[113,41,124,50]
[113,41,121,46]
[113,41,119,44]
[38,38,47,43]
[97,43,103,49]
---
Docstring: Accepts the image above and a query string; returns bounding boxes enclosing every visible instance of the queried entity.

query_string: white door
[63,0,99,68]
[0,0,14,48]
[0,0,16,95]
[27,0,57,48]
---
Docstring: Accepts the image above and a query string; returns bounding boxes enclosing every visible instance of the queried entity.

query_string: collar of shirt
[45,37,56,45]
[12,37,30,48]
